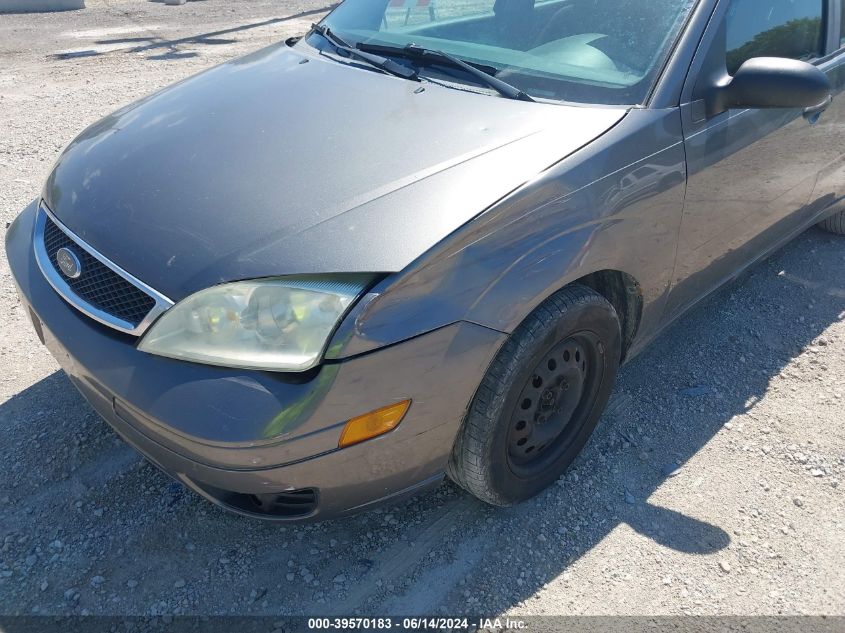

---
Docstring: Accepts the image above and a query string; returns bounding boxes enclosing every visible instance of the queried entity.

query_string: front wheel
[817,208,845,235]
[448,285,622,506]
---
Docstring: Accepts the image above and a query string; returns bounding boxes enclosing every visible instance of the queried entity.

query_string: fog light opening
[338,400,411,448]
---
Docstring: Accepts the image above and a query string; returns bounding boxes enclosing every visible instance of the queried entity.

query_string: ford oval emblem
[56,247,82,279]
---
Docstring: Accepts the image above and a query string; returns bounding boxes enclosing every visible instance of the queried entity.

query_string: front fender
[327,109,687,360]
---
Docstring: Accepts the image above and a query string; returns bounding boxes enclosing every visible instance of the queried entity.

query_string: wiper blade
[309,24,418,81]
[358,43,535,102]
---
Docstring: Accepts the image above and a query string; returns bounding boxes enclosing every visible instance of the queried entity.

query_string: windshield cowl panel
[318,0,697,106]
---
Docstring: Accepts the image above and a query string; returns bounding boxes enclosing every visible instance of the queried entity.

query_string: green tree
[727,17,822,74]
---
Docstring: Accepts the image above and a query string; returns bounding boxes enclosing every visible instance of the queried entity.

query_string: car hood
[44,41,626,301]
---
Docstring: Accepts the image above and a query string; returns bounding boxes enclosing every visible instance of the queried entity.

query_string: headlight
[138,275,373,372]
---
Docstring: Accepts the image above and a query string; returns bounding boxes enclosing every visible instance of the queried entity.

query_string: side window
[841,0,845,47]
[725,0,825,74]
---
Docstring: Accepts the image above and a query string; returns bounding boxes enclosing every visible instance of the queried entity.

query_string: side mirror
[707,57,831,117]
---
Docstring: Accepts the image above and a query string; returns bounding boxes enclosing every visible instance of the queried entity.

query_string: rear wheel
[817,209,845,235]
[448,285,621,506]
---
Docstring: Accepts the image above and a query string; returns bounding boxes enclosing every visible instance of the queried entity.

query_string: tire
[817,209,845,235]
[448,284,622,506]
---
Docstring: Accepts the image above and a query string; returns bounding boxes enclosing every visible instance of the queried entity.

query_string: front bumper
[5,201,506,521]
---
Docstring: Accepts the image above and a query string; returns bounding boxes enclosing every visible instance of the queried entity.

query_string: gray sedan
[6,0,845,521]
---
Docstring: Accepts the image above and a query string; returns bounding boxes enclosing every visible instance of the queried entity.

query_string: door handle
[804,95,833,123]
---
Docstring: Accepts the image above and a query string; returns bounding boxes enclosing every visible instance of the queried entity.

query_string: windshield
[315,0,698,105]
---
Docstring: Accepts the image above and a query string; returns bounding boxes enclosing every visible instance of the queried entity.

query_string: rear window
[726,0,825,74]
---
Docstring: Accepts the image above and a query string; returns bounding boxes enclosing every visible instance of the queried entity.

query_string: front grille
[42,215,157,328]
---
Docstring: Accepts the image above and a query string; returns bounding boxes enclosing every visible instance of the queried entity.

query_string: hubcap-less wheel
[506,333,602,477]
[447,284,621,507]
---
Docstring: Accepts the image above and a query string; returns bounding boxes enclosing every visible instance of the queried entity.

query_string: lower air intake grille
[188,480,320,520]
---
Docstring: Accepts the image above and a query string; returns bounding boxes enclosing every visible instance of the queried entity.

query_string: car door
[807,0,845,213]
[665,0,833,318]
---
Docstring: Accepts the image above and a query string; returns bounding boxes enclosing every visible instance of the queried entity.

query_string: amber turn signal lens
[338,400,411,448]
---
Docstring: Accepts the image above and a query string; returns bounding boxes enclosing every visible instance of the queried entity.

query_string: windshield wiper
[358,43,535,102]
[309,24,418,81]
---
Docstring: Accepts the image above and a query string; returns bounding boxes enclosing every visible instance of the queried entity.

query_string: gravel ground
[1,0,844,619]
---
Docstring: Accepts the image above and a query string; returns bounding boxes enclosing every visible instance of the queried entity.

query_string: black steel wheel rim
[506,332,603,477]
